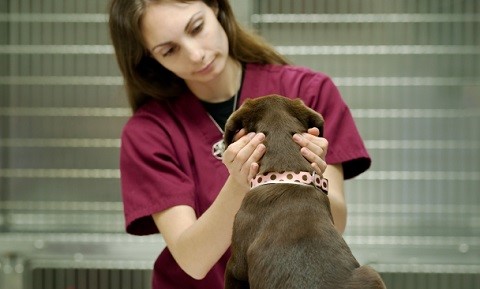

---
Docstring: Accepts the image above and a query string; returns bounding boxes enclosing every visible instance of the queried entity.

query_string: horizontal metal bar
[352,109,480,118]
[20,256,480,272]
[0,169,120,178]
[0,233,477,272]
[1,139,478,150]
[0,169,478,180]
[349,204,480,215]
[0,13,108,23]
[0,76,477,87]
[0,222,122,234]
[276,45,480,55]
[372,264,480,274]
[7,213,122,225]
[358,171,480,181]
[0,233,161,244]
[1,45,478,55]
[2,107,478,118]
[2,13,479,24]
[348,215,480,229]
[0,201,122,211]
[0,76,123,86]
[334,77,480,87]
[28,259,156,270]
[0,45,113,54]
[0,138,121,148]
[0,233,475,249]
[0,107,130,117]
[251,13,480,24]
[0,233,165,269]
[365,140,480,150]
[346,235,480,247]
[1,201,476,215]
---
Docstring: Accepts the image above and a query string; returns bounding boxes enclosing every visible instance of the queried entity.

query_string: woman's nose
[183,40,205,63]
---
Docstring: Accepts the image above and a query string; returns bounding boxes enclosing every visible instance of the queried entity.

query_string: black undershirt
[201,96,235,131]
[200,64,245,131]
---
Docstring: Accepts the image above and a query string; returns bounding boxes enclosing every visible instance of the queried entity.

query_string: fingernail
[247,132,255,138]
[256,133,265,141]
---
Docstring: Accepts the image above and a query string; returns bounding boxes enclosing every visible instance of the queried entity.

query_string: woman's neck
[188,58,242,103]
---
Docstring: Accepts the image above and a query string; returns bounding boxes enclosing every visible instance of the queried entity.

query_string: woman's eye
[162,47,177,57]
[191,21,204,35]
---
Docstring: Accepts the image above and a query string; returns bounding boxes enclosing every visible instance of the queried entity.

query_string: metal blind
[0,1,141,288]
[1,0,126,234]
[31,268,151,289]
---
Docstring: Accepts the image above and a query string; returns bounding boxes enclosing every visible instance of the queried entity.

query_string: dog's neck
[250,171,328,195]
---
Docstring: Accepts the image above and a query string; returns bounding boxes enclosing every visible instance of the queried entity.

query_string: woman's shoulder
[242,63,337,99]
[122,99,173,137]
[246,63,332,82]
[244,63,335,91]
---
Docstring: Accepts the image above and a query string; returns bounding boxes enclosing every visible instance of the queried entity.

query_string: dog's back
[224,95,386,289]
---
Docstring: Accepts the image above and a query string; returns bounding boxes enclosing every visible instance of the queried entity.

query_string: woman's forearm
[152,176,247,280]
[323,164,347,233]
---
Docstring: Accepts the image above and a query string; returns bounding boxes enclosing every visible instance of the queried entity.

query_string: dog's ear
[307,110,325,137]
[224,110,244,147]
[290,99,325,137]
[224,98,260,146]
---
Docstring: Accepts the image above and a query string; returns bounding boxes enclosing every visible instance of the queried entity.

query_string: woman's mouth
[196,59,215,75]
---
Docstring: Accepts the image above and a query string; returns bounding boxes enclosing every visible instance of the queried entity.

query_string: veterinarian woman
[109,0,371,288]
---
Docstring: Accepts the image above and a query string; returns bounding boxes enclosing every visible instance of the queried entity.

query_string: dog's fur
[224,95,386,289]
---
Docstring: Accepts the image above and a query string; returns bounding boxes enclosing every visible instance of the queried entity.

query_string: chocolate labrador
[224,95,385,289]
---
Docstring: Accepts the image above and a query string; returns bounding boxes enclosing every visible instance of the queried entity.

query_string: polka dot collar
[250,171,328,195]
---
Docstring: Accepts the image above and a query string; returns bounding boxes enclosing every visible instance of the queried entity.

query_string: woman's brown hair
[108,0,289,112]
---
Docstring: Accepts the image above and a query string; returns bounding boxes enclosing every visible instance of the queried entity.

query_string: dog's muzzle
[250,171,328,195]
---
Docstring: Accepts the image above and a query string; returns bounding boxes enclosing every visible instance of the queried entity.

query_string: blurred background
[0,0,479,288]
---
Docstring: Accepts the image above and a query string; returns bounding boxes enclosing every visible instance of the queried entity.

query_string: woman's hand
[293,127,328,176]
[222,129,266,189]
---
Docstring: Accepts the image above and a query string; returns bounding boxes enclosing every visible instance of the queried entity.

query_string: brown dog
[224,95,386,289]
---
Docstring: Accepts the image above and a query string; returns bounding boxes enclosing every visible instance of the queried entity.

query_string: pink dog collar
[250,171,328,194]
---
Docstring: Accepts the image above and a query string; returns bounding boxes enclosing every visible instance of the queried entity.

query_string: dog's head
[224,95,324,145]
[224,95,324,173]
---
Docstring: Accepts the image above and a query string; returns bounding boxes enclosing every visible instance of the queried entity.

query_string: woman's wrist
[223,175,249,200]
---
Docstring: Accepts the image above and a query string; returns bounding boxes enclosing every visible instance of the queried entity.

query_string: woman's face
[141,1,230,84]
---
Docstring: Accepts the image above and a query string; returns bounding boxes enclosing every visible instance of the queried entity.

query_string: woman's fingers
[232,128,247,142]
[223,132,260,163]
[223,132,265,186]
[293,128,328,175]
[307,127,320,137]
[300,146,327,175]
[225,127,328,184]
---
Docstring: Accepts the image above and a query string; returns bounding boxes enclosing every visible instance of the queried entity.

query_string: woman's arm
[152,132,265,280]
[152,177,246,280]
[323,164,346,233]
